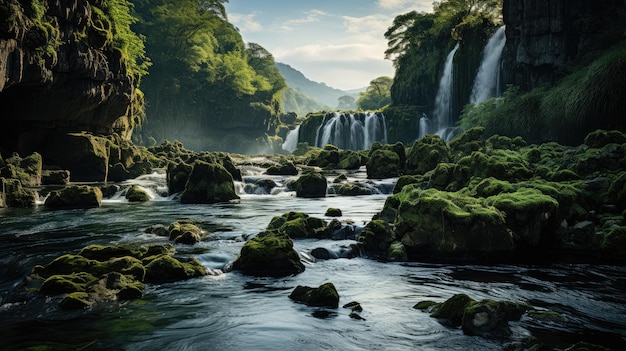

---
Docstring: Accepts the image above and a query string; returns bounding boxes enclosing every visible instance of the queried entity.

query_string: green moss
[468,177,515,197]
[393,175,423,194]
[144,255,207,283]
[600,226,626,260]
[126,184,151,202]
[289,282,339,308]
[431,293,475,326]
[295,172,327,198]
[232,232,305,277]
[325,208,342,217]
[487,189,559,214]
[387,241,407,261]
[405,135,450,175]
[584,129,626,148]
[40,272,99,295]
[44,185,103,209]
[79,244,145,261]
[59,292,92,310]
[366,149,401,179]
[413,300,439,310]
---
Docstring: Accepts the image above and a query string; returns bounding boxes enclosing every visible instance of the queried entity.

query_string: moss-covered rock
[295,172,327,198]
[180,160,239,204]
[144,255,207,283]
[461,299,529,338]
[405,135,450,175]
[0,177,36,208]
[1,152,43,187]
[231,232,305,277]
[358,219,396,259]
[266,211,328,239]
[449,127,485,161]
[30,243,203,309]
[44,185,103,209]
[266,160,298,175]
[430,293,475,326]
[366,149,401,179]
[45,133,110,182]
[393,186,513,260]
[167,220,205,244]
[584,129,626,149]
[289,282,339,308]
[125,184,151,202]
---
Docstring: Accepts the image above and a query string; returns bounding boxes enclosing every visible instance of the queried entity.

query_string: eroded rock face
[0,0,139,156]
[502,0,625,88]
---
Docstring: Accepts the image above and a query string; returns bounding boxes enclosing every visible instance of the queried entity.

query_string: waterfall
[469,26,506,104]
[432,42,460,135]
[315,112,387,150]
[281,125,300,153]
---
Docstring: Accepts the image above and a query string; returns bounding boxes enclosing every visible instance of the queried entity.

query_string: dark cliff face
[0,0,138,156]
[502,0,626,90]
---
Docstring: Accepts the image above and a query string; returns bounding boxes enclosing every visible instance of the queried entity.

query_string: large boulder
[0,177,36,208]
[295,172,327,198]
[357,220,396,259]
[179,160,239,204]
[405,135,449,175]
[44,133,110,182]
[44,185,103,209]
[266,160,298,175]
[231,232,305,277]
[366,149,401,179]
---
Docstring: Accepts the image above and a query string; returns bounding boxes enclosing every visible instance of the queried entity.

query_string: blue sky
[225,0,434,90]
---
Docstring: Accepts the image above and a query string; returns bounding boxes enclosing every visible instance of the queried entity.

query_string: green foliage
[460,43,626,145]
[101,0,150,79]
[357,76,393,110]
[132,0,286,152]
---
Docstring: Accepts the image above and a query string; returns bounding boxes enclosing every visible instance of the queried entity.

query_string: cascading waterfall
[430,42,460,139]
[315,112,387,150]
[281,125,300,153]
[469,26,506,104]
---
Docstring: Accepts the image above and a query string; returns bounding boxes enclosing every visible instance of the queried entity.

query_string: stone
[325,208,342,217]
[289,282,339,308]
[366,149,400,179]
[44,185,103,209]
[358,220,396,259]
[179,160,239,204]
[167,220,205,245]
[125,184,151,202]
[265,161,298,175]
[41,169,70,185]
[295,172,327,198]
[231,232,305,277]
[144,255,207,283]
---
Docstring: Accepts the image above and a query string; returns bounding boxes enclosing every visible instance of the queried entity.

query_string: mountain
[276,62,363,110]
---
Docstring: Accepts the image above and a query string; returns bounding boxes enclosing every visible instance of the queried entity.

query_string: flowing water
[1,168,625,350]
[281,125,300,153]
[314,112,387,150]
[432,42,460,139]
[469,26,507,105]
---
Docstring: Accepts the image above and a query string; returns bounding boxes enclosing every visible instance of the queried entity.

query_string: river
[1,167,625,350]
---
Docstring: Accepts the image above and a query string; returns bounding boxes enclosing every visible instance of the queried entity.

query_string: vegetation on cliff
[130,0,287,153]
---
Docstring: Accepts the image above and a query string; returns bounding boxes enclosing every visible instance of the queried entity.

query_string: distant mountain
[276,62,363,110]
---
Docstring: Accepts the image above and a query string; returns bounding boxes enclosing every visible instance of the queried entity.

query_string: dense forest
[130,0,288,153]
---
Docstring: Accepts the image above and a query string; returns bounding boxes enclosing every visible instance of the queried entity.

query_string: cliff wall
[0,0,139,156]
[502,0,626,90]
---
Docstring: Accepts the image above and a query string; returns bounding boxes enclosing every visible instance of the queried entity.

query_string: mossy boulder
[166,161,193,194]
[427,293,529,337]
[144,255,207,283]
[44,185,103,209]
[44,132,110,182]
[30,243,204,309]
[266,160,298,175]
[393,175,423,194]
[41,170,70,185]
[449,127,485,161]
[125,184,151,202]
[289,282,339,308]
[1,152,43,187]
[583,129,626,149]
[358,220,396,259]
[333,182,377,196]
[166,220,206,245]
[295,172,327,198]
[337,151,363,170]
[266,211,328,239]
[393,186,513,260]
[232,232,305,277]
[366,149,401,179]
[456,150,534,184]
[405,135,450,175]
[0,177,36,208]
[180,160,239,204]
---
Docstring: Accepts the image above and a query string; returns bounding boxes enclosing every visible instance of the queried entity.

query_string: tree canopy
[357,76,393,110]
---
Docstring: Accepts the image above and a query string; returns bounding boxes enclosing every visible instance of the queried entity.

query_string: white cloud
[274,43,385,63]
[281,9,330,31]
[378,0,434,12]
[341,14,393,40]
[229,12,263,32]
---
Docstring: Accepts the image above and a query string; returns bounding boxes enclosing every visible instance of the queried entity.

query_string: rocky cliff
[502,0,626,90]
[0,0,140,157]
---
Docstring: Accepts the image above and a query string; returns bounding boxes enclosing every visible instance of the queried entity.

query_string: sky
[225,0,434,91]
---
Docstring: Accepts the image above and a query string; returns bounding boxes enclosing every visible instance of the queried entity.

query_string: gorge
[1,0,626,350]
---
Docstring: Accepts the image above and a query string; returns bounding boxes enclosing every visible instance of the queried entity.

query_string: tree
[357,76,393,110]
[337,95,357,110]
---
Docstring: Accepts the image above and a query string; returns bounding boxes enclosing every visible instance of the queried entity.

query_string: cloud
[274,43,387,63]
[228,12,263,32]
[341,14,393,40]
[281,9,330,31]
[378,0,434,12]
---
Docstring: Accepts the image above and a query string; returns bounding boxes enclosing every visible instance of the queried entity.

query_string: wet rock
[289,282,339,308]
[167,220,205,245]
[266,211,328,239]
[179,160,239,204]
[358,220,396,259]
[325,208,342,217]
[0,177,36,208]
[44,185,103,209]
[232,232,305,277]
[366,149,400,179]
[295,172,327,198]
[41,169,70,185]
[126,184,151,202]
[265,160,298,175]
[405,135,449,175]
[144,255,207,283]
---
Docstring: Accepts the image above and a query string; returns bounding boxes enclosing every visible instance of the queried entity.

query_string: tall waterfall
[469,26,506,104]
[431,42,460,137]
[314,112,387,150]
[281,125,300,153]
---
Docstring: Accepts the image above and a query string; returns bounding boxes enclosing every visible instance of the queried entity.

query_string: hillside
[276,62,362,109]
